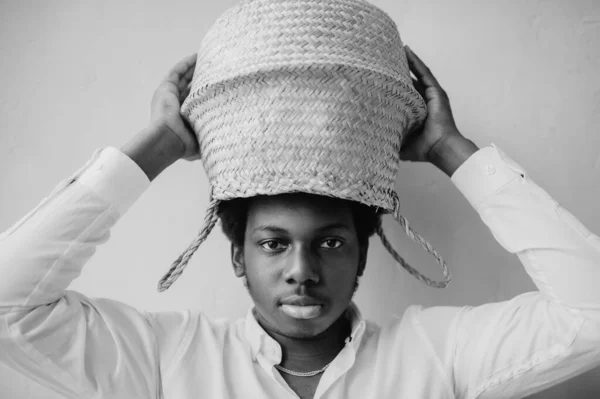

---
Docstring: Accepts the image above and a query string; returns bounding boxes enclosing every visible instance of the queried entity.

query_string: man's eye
[320,239,342,249]
[260,240,285,251]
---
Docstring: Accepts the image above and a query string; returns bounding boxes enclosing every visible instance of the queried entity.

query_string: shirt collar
[244,301,367,362]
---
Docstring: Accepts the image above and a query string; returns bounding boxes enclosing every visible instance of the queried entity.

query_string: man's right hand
[150,53,200,161]
[121,54,200,181]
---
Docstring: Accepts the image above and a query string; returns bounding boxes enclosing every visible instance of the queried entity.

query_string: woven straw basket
[157,0,451,291]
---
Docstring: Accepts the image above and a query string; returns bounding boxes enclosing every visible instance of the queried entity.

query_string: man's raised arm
[0,54,199,398]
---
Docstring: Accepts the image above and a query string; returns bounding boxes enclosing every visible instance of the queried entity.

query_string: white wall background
[1,0,599,397]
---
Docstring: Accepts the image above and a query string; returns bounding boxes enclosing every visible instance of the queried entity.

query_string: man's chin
[275,311,332,338]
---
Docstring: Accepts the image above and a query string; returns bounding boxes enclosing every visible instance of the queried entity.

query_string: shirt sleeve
[0,148,161,398]
[415,144,600,399]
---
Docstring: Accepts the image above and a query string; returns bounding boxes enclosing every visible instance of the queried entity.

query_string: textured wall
[1,0,599,397]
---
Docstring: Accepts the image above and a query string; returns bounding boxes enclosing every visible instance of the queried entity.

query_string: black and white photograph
[1,1,599,398]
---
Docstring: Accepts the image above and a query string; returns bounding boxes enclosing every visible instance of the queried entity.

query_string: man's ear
[357,241,369,277]
[231,243,246,277]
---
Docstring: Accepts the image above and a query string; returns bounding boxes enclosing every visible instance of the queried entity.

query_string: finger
[399,148,417,162]
[405,46,440,89]
[399,139,419,162]
[411,77,426,98]
[179,81,193,103]
[177,61,197,92]
[164,53,197,86]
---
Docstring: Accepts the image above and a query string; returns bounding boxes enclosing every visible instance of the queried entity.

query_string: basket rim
[182,62,426,124]
[209,181,398,212]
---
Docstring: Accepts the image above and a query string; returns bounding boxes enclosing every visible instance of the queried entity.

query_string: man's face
[232,193,365,339]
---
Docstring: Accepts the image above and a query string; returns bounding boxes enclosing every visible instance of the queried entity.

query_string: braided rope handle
[157,198,221,292]
[377,197,452,288]
[157,194,451,290]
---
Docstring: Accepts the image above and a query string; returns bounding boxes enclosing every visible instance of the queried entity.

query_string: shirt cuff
[76,147,150,214]
[451,144,526,209]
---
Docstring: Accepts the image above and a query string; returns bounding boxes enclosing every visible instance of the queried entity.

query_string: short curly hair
[217,195,381,248]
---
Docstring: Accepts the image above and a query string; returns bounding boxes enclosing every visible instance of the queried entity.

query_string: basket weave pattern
[157,0,451,292]
[193,0,415,94]
[185,66,421,209]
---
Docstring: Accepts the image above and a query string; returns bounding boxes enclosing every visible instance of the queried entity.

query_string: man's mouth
[280,295,324,320]
[280,304,323,319]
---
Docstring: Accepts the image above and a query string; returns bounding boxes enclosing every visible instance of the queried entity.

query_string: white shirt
[1,145,599,399]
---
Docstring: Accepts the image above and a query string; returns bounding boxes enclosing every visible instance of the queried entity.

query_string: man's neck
[255,310,352,372]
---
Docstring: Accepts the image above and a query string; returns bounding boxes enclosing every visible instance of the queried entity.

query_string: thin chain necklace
[274,360,333,377]
[271,315,351,378]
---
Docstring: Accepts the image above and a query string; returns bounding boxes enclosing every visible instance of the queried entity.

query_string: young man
[1,48,599,399]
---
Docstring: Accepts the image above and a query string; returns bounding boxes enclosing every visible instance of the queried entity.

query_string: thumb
[411,78,426,99]
[399,131,422,162]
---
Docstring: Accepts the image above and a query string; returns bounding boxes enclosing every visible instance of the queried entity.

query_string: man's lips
[278,295,326,319]
[279,296,323,320]
[279,295,323,307]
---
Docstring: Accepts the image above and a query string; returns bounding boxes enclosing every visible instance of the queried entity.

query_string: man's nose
[283,246,320,285]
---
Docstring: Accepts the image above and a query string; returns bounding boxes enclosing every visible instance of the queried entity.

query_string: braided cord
[157,198,221,292]
[378,197,452,288]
